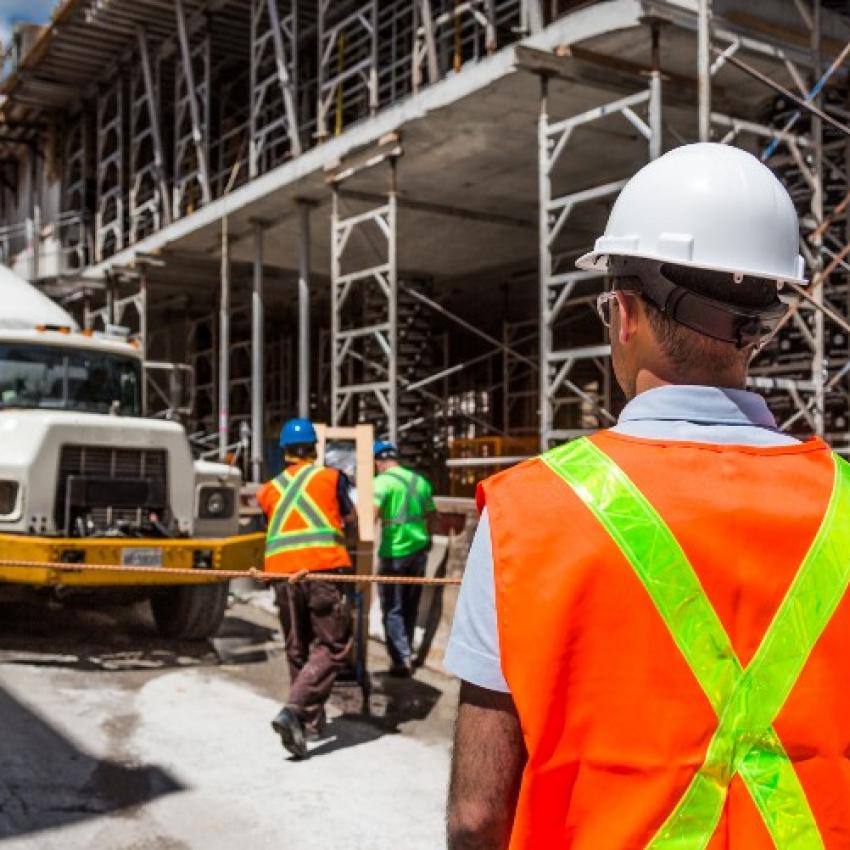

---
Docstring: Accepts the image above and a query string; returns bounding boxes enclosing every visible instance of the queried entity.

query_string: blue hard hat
[280,417,317,447]
[374,440,398,459]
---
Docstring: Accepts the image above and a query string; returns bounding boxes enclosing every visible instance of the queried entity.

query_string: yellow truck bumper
[0,532,265,587]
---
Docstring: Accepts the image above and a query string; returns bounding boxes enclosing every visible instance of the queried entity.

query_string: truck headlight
[0,481,19,516]
[199,486,235,519]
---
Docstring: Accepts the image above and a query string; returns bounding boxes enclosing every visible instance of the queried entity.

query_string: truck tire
[150,582,229,640]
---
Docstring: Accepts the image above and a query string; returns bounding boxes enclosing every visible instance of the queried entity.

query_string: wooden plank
[315,422,376,544]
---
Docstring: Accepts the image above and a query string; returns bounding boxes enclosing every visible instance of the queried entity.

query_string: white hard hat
[576,143,806,286]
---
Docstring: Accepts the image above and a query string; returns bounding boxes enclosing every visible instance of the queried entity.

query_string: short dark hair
[284,442,317,460]
[614,265,779,372]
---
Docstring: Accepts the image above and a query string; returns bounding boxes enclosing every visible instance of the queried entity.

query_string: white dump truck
[0,268,263,639]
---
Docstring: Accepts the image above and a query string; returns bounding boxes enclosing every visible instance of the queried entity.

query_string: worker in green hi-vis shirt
[373,440,436,677]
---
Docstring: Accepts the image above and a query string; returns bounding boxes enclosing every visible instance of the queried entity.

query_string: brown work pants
[275,574,352,731]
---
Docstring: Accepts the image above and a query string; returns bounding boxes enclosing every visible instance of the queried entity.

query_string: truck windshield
[0,343,142,416]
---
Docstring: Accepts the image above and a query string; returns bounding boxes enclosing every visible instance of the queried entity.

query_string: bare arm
[447,682,526,850]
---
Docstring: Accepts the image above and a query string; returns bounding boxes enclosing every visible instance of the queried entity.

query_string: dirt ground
[0,585,458,849]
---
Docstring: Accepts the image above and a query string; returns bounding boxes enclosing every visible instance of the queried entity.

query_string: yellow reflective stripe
[543,437,838,849]
[383,468,423,525]
[266,467,342,556]
[267,466,318,539]
[658,455,850,850]
[297,487,335,532]
[266,530,345,554]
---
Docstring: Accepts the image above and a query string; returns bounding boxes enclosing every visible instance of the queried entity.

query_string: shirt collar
[617,385,780,429]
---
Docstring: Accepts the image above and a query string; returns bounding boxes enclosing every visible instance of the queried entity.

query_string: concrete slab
[0,592,458,850]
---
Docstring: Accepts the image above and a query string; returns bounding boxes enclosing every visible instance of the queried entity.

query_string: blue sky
[0,0,56,49]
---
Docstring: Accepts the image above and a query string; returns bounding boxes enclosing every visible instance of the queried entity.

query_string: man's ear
[616,291,641,344]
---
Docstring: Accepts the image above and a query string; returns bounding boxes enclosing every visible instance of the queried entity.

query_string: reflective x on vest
[382,468,424,526]
[266,465,344,555]
[543,437,850,849]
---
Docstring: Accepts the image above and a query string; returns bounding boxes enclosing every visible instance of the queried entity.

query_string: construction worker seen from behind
[256,417,356,760]
[373,440,435,677]
[445,143,850,849]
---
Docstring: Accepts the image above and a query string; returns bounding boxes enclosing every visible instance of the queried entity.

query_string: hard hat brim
[575,250,808,287]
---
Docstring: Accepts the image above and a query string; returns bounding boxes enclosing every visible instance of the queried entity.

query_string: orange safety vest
[480,430,850,849]
[257,462,351,575]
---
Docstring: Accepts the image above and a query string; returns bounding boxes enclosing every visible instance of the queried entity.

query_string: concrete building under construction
[1,0,849,492]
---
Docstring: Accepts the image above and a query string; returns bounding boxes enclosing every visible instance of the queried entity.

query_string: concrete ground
[0,586,458,849]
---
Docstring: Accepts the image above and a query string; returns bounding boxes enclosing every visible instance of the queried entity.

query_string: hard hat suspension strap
[610,256,786,348]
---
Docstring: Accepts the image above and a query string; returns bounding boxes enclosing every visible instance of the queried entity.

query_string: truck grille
[55,445,170,533]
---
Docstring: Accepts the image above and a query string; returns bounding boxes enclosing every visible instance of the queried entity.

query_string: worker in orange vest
[445,143,850,848]
[257,417,355,759]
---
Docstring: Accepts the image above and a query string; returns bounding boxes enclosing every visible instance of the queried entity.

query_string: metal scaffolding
[317,1,379,140]
[330,151,399,442]
[537,72,661,446]
[2,0,850,479]
[94,80,124,262]
[60,112,88,273]
[130,28,170,244]
[535,3,850,453]
[249,0,302,178]
[173,1,212,219]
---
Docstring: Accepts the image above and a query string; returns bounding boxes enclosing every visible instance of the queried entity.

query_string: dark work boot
[271,707,307,759]
[389,658,413,678]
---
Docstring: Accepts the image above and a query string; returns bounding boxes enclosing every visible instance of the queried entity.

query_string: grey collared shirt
[443,385,799,693]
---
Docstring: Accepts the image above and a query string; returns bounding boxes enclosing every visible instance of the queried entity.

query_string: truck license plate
[121,547,163,567]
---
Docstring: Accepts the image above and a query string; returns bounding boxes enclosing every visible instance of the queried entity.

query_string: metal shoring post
[649,21,663,160]
[175,0,212,206]
[219,216,231,461]
[698,0,711,142]
[387,160,399,445]
[415,0,438,91]
[483,0,498,53]
[538,76,552,450]
[317,0,328,140]
[369,0,379,118]
[136,27,172,228]
[251,221,264,482]
[845,89,850,446]
[330,186,341,425]
[297,201,312,419]
[523,0,544,35]
[812,0,825,436]
[139,267,149,414]
[249,0,262,179]
[26,144,37,281]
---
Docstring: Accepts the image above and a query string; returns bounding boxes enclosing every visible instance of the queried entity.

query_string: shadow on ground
[305,672,445,759]
[0,592,279,672]
[0,685,182,840]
